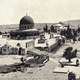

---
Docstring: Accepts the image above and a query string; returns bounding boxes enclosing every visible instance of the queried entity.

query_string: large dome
[19,16,34,30]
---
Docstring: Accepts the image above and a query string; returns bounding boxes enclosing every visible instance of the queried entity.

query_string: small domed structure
[19,16,34,30]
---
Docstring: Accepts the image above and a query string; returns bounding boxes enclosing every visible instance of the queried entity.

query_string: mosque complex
[0,15,80,80]
[0,15,64,54]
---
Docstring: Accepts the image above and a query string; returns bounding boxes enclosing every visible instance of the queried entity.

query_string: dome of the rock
[19,16,34,30]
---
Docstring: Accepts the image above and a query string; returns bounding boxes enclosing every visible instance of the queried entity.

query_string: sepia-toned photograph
[0,0,80,80]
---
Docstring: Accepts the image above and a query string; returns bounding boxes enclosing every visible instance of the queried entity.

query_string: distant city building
[52,23,67,34]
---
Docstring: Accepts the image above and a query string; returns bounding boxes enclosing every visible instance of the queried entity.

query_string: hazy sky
[0,0,80,24]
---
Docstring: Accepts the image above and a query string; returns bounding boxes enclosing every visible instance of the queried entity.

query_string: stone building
[9,15,39,40]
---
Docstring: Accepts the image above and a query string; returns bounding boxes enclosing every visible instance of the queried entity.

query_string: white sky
[0,0,80,24]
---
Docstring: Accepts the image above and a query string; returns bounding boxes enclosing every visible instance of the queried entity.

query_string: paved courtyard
[0,41,80,80]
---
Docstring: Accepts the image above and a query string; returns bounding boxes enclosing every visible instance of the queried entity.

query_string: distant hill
[64,19,80,27]
[0,24,19,32]
[0,23,54,32]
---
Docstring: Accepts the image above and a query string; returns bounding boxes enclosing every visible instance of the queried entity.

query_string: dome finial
[26,12,28,16]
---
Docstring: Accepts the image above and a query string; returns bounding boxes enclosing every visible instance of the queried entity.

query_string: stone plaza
[0,41,79,80]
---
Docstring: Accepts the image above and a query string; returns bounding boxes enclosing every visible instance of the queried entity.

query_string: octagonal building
[9,15,40,40]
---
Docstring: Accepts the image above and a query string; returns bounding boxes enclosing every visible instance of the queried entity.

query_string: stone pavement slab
[54,67,68,73]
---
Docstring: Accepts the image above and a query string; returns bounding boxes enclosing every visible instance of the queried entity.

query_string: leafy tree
[17,43,21,47]
[43,26,46,32]
[66,25,73,39]
[45,24,48,32]
[63,47,77,62]
[43,24,48,32]
[0,32,2,35]
[77,26,80,33]
[50,25,54,32]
